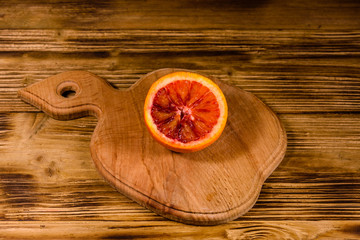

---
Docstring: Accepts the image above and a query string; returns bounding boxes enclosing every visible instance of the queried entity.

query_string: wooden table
[0,0,359,238]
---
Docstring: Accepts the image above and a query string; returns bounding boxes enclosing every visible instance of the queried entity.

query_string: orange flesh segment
[151,80,220,143]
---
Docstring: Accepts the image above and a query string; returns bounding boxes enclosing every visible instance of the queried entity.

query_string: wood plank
[0,29,359,113]
[0,0,360,30]
[0,220,358,239]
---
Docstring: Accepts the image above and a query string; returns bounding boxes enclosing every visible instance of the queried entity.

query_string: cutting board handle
[18,71,118,120]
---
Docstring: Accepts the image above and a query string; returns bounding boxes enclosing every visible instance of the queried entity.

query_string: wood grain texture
[0,221,358,239]
[0,0,360,30]
[0,0,359,237]
[0,29,359,113]
[17,69,286,225]
[0,113,359,236]
[0,220,358,239]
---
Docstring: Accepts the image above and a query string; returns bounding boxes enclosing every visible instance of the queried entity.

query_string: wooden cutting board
[18,68,287,225]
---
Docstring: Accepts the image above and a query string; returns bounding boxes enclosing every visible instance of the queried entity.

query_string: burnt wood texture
[0,0,360,238]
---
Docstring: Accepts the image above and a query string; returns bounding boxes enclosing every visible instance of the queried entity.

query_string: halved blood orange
[144,71,228,153]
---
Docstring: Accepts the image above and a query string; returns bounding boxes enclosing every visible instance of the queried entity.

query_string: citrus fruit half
[144,71,228,153]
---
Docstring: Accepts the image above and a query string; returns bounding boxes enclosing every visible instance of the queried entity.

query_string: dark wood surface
[0,0,359,238]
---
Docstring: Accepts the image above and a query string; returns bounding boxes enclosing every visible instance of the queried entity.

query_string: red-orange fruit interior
[150,80,220,143]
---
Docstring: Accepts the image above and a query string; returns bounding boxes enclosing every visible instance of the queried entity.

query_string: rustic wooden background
[0,0,359,239]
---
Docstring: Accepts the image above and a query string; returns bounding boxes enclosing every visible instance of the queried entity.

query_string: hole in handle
[57,81,80,99]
